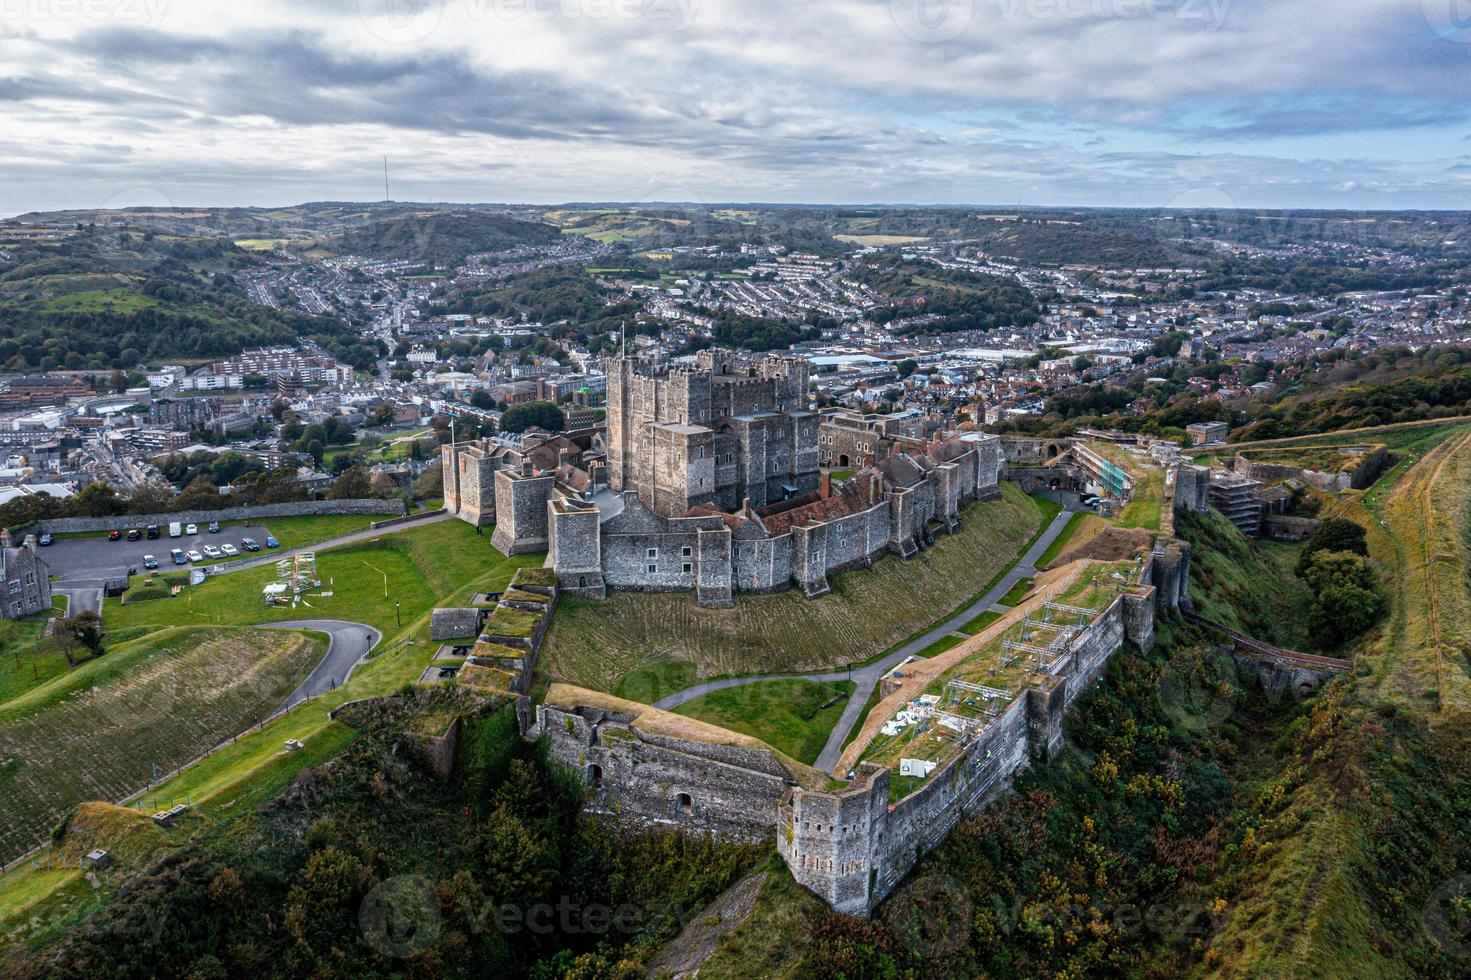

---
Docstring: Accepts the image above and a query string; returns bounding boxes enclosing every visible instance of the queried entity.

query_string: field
[0,518,537,940]
[1361,424,1471,710]
[105,518,540,638]
[0,614,64,706]
[0,627,324,864]
[673,679,855,765]
[539,484,1045,698]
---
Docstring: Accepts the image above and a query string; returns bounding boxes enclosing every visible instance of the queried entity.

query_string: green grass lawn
[541,483,1044,695]
[1037,511,1089,567]
[998,578,1035,607]
[956,610,1003,635]
[0,517,544,933]
[0,626,325,864]
[673,678,855,766]
[915,633,968,657]
[105,519,539,638]
[0,614,66,708]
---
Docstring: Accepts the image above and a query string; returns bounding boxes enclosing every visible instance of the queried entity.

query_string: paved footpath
[653,505,1079,775]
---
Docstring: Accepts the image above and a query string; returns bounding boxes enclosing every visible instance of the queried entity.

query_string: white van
[168,522,183,538]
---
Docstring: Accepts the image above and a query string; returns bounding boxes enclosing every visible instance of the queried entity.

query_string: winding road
[264,620,382,712]
[654,503,1080,774]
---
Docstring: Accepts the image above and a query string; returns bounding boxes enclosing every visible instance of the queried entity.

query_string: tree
[469,390,495,410]
[1297,517,1368,574]
[329,466,373,500]
[1299,549,1383,647]
[71,482,122,518]
[897,359,918,378]
[499,401,565,434]
[61,611,105,657]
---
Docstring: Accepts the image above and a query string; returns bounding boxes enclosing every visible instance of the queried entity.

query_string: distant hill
[0,226,366,372]
[307,210,562,265]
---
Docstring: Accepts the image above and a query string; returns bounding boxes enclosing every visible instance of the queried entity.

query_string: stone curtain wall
[778,590,1154,916]
[538,703,790,844]
[35,498,404,534]
[544,574,1161,918]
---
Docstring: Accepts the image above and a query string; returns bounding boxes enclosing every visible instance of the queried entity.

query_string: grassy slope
[673,679,856,765]
[539,483,1044,697]
[0,627,324,864]
[1193,424,1471,978]
[0,519,538,947]
[0,615,64,707]
[1178,509,1317,651]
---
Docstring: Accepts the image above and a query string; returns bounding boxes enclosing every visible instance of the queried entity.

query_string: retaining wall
[33,499,405,534]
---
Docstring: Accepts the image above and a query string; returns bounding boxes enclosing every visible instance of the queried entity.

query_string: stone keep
[606,353,818,517]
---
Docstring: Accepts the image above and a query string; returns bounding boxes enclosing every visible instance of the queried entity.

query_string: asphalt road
[652,503,1081,775]
[43,523,288,583]
[264,619,382,712]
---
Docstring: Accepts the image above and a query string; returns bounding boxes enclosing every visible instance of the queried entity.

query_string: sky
[3,0,1471,213]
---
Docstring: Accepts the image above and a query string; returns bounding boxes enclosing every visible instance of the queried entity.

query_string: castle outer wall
[537,566,1161,917]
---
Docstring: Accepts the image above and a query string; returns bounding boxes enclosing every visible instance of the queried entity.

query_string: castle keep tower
[605,353,818,518]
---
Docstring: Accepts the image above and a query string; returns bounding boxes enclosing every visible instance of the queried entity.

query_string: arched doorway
[674,792,693,816]
[838,454,850,468]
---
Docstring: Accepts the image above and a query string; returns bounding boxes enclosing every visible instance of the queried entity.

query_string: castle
[441,352,1004,607]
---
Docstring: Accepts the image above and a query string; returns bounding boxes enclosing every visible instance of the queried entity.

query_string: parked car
[240,537,260,552]
[187,550,204,563]
[142,555,158,570]
[171,549,187,565]
[207,521,221,534]
[146,525,160,540]
[221,544,238,557]
[108,530,121,541]
[185,523,198,535]
[126,528,142,541]
[265,535,279,548]
[203,545,223,559]
[37,533,53,546]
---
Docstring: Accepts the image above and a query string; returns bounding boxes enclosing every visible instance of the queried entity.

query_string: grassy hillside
[0,689,765,977]
[540,483,1045,698]
[1177,509,1316,650]
[0,627,324,864]
[0,227,361,371]
[308,210,560,265]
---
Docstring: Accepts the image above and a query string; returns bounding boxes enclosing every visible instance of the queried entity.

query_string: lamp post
[395,601,401,627]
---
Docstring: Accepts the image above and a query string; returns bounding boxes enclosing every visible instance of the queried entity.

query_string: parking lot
[40,523,286,583]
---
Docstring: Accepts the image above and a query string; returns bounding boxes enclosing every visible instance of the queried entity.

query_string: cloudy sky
[3,0,1471,213]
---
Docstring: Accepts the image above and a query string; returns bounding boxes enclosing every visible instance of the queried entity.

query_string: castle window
[647,548,658,559]
[682,546,692,557]
[586,763,603,783]
[647,564,657,575]
[674,792,693,816]
[682,563,693,575]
